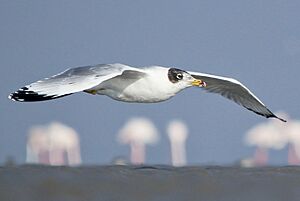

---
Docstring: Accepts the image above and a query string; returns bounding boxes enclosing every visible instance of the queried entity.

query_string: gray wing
[9,63,144,102]
[189,71,286,122]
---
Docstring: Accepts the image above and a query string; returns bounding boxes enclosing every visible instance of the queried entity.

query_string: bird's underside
[8,63,286,122]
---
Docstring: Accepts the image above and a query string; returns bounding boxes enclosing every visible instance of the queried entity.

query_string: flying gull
[8,63,286,122]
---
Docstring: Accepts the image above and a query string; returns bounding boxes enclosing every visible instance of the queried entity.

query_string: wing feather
[9,63,141,102]
[189,71,286,122]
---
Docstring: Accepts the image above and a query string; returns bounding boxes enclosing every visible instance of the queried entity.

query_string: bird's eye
[176,73,183,80]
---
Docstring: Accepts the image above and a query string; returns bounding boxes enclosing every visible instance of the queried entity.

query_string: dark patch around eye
[168,68,186,83]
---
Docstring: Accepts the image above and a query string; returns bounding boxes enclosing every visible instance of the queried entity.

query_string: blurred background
[1,0,299,166]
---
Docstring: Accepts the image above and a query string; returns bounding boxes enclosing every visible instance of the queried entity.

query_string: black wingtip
[245,107,287,122]
[8,87,71,102]
[267,114,287,123]
[9,90,54,102]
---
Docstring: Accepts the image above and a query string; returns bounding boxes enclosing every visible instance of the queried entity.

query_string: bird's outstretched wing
[189,71,286,122]
[9,63,144,102]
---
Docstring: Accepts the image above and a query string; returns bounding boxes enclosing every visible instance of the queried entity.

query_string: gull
[8,63,286,122]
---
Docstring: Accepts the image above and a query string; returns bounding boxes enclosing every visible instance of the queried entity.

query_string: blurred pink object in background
[117,117,159,164]
[167,120,189,166]
[27,122,81,166]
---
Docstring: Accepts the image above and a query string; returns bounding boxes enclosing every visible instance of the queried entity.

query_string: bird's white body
[95,67,185,102]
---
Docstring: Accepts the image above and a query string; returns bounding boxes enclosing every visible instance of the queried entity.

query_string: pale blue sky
[1,0,299,165]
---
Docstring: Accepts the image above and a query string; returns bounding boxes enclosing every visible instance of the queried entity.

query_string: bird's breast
[119,79,177,102]
[99,76,178,103]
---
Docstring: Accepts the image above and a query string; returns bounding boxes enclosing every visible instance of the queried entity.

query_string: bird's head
[168,68,206,88]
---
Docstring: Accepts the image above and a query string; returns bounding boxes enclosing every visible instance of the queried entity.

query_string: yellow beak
[192,79,206,87]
